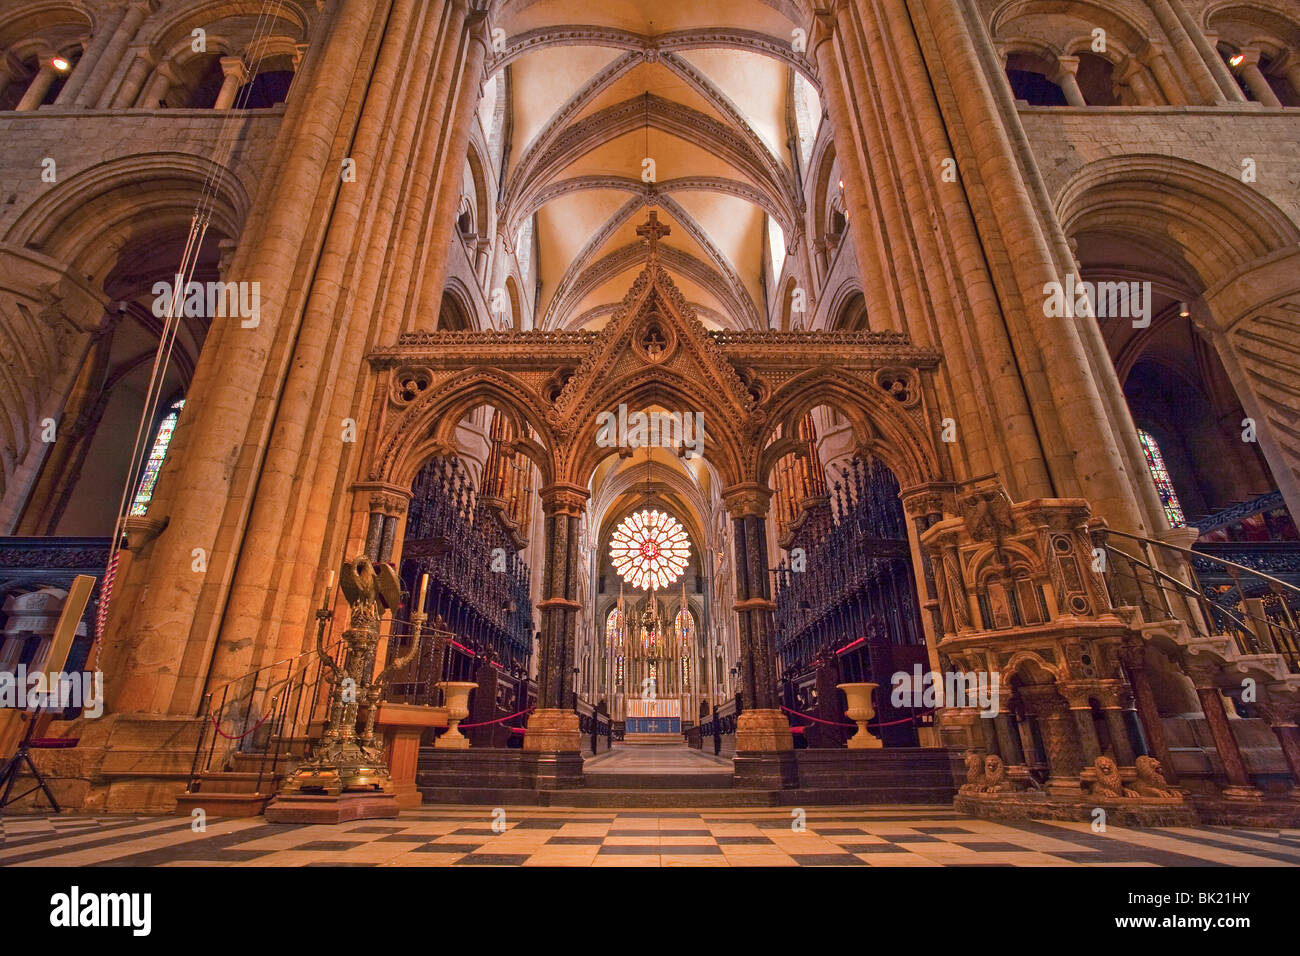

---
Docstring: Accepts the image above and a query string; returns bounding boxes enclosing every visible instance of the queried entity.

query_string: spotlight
[837,179,844,189]
[1228,54,1245,67]
[51,56,70,72]
[1179,302,1190,318]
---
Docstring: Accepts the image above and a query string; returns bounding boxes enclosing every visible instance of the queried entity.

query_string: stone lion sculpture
[1091,755,1138,798]
[982,754,1015,793]
[959,751,985,793]
[1133,755,1178,798]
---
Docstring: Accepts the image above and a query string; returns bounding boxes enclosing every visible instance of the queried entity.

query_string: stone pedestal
[528,750,585,790]
[521,709,583,789]
[734,708,794,752]
[733,709,797,789]
[376,702,447,809]
[23,713,204,812]
[522,707,582,752]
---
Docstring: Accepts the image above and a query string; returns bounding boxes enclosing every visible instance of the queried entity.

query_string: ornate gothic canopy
[364,238,944,493]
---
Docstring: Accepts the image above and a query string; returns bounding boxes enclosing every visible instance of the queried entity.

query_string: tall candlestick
[417,572,429,612]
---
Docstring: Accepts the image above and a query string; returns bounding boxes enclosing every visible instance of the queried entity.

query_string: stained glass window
[675,607,695,691]
[607,606,624,649]
[610,509,691,590]
[607,606,625,686]
[1137,428,1185,527]
[130,399,184,517]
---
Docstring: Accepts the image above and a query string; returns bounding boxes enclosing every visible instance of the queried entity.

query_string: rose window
[609,509,690,591]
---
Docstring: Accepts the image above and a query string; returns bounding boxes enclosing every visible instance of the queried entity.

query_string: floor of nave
[3,806,1298,867]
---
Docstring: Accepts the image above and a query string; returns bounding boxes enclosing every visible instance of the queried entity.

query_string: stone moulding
[954,790,1198,827]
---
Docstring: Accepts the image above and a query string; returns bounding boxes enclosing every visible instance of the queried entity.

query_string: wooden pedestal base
[264,791,400,823]
[376,702,448,809]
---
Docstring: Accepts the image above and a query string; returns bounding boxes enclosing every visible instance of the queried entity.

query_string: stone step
[584,771,733,790]
[618,734,685,746]
[186,770,281,794]
[175,791,274,818]
[415,785,958,807]
[226,751,298,775]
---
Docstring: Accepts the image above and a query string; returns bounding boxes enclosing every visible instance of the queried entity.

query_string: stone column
[358,491,408,563]
[106,44,154,109]
[722,483,795,787]
[1234,50,1282,107]
[78,0,153,108]
[1101,689,1138,766]
[1188,660,1260,799]
[136,61,178,108]
[806,7,904,332]
[204,0,456,691]
[52,37,90,105]
[1258,696,1300,791]
[214,56,249,109]
[1284,62,1300,103]
[1061,683,1103,765]
[1052,55,1086,106]
[16,57,63,111]
[1144,0,1230,104]
[993,711,1026,766]
[1141,41,1187,105]
[1119,639,1177,781]
[1116,56,1158,105]
[1178,10,1247,102]
[914,0,1147,529]
[413,6,492,321]
[96,0,398,717]
[1019,684,1083,793]
[522,483,585,783]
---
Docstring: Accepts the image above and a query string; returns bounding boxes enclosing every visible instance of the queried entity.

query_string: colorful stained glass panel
[130,400,184,517]
[609,509,690,590]
[1137,428,1185,527]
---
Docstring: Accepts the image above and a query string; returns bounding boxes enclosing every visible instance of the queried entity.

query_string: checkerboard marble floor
[3,807,1299,866]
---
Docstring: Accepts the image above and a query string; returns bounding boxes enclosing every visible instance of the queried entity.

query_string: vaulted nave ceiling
[490,0,818,331]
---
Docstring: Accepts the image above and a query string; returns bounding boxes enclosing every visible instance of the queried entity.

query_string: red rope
[780,705,855,728]
[459,706,534,729]
[779,705,931,730]
[210,710,273,741]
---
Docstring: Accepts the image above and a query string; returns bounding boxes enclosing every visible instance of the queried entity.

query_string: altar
[625,698,681,735]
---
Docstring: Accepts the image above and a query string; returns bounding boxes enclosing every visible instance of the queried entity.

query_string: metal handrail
[1105,545,1257,640]
[1102,527,1300,599]
[1101,530,1300,668]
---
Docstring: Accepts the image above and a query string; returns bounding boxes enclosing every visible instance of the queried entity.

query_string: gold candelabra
[278,557,426,796]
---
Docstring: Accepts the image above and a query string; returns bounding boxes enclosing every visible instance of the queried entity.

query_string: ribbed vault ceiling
[491,0,815,331]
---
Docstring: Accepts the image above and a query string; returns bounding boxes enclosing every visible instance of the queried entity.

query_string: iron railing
[1099,528,1300,672]
[185,638,343,799]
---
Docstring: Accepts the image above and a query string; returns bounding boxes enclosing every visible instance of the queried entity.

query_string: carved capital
[352,482,412,517]
[900,482,953,521]
[539,482,589,515]
[722,482,772,518]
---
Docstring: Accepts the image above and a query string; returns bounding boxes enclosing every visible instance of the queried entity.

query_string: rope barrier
[458,706,534,729]
[779,705,854,728]
[779,705,932,730]
[210,710,273,741]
